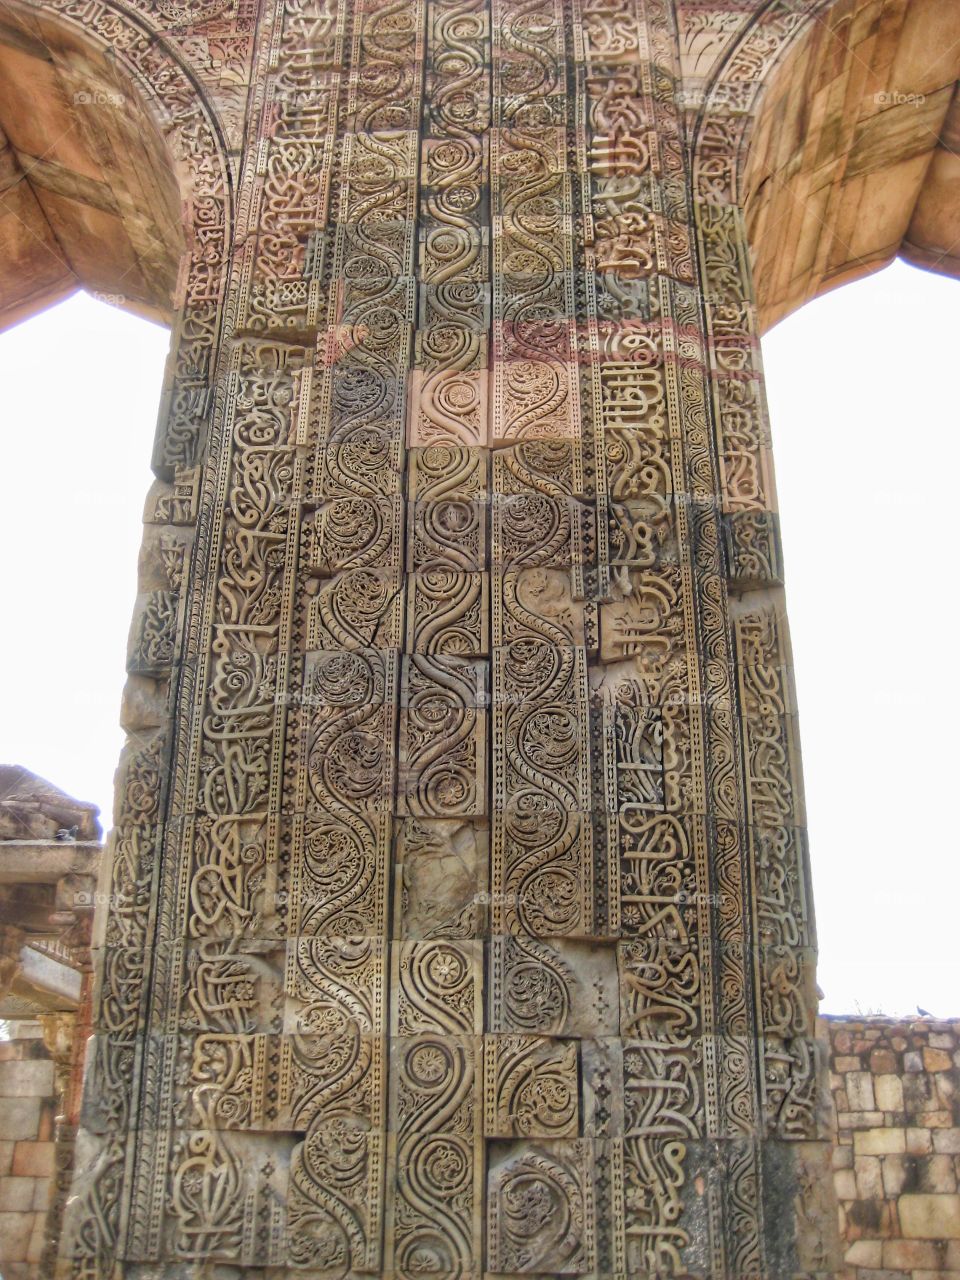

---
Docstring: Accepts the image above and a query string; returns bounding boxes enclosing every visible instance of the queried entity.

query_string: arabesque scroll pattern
[28,0,838,1275]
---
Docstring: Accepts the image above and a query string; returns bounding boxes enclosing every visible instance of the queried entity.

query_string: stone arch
[0,5,181,328]
[0,0,233,470]
[686,0,959,566]
[693,0,960,331]
[0,8,235,1271]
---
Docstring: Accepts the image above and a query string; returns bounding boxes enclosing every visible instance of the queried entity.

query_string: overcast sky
[0,260,956,1017]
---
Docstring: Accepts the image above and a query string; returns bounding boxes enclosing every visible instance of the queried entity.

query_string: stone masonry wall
[6,1008,960,1278]
[0,1023,56,1279]
[826,1017,960,1280]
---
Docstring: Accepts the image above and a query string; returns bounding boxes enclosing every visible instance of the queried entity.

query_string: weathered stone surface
[827,1017,960,1280]
[900,1195,960,1240]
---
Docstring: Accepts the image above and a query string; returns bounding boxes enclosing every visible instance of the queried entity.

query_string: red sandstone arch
[0,0,233,349]
[737,0,960,330]
[0,3,184,327]
[0,0,233,477]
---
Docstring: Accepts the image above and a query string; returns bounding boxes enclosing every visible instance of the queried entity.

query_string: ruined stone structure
[825,1017,960,1280]
[0,768,102,1277]
[0,0,958,1275]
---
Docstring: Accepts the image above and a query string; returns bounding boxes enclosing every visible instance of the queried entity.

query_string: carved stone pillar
[0,0,853,1276]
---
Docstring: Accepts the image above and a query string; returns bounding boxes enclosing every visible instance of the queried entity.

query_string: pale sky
[0,260,956,1017]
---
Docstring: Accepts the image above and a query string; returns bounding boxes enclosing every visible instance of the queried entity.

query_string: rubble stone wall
[827,1017,960,1280]
[0,1023,55,1279]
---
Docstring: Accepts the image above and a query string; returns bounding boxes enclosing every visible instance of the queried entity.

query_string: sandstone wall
[827,1017,960,1280]
[0,1022,55,1278]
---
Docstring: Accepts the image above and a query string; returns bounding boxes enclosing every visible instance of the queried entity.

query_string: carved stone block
[408,498,487,571]
[487,1139,596,1274]
[387,1033,483,1276]
[406,570,489,656]
[484,1035,580,1138]
[306,568,405,651]
[394,817,488,940]
[126,590,181,676]
[287,810,391,938]
[492,569,591,649]
[296,649,400,815]
[492,493,592,574]
[494,439,587,498]
[488,936,620,1039]
[723,508,783,590]
[398,655,488,818]
[598,566,685,665]
[393,941,483,1036]
[408,444,489,500]
[309,496,404,575]
[408,366,490,447]
[618,939,702,1041]
[286,935,388,1038]
[491,805,594,937]
[314,438,405,498]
